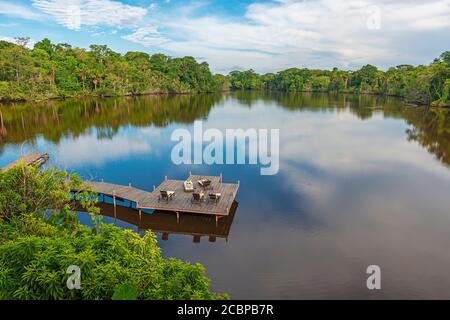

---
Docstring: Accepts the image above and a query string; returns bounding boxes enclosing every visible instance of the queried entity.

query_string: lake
[1,92,450,299]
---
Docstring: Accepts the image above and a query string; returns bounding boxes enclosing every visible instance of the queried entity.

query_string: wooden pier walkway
[84,181,150,203]
[2,152,49,171]
[78,174,240,223]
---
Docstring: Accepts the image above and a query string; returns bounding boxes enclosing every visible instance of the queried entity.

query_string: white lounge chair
[184,180,194,192]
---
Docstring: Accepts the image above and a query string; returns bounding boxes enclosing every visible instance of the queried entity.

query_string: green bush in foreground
[0,165,226,300]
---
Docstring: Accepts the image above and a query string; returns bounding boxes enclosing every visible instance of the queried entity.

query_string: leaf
[112,282,138,300]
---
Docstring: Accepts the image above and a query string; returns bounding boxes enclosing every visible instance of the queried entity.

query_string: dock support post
[215,215,219,227]
[176,211,180,224]
[113,191,116,208]
[137,201,141,220]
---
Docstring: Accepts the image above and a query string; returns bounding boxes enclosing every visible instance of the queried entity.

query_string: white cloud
[0,36,15,43]
[55,131,151,166]
[0,1,43,20]
[122,25,170,46]
[32,0,148,30]
[120,0,450,73]
[4,0,449,72]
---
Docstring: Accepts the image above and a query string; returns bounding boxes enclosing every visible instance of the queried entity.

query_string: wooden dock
[78,174,240,224]
[2,152,49,171]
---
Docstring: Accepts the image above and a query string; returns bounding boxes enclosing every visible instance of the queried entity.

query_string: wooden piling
[137,201,142,219]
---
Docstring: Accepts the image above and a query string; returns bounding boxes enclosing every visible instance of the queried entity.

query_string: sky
[0,0,449,74]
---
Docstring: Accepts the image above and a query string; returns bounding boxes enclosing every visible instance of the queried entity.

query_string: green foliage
[229,53,450,106]
[440,51,450,65]
[229,69,264,90]
[0,166,225,300]
[2,37,448,106]
[112,282,138,300]
[0,38,229,101]
[0,165,90,220]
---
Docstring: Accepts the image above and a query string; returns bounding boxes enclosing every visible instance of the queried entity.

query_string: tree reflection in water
[0,92,449,167]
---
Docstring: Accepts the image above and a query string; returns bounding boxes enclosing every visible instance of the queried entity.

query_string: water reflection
[0,93,448,168]
[405,108,450,166]
[0,94,221,150]
[232,90,406,119]
[80,200,238,243]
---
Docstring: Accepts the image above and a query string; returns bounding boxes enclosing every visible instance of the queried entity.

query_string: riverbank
[0,90,229,104]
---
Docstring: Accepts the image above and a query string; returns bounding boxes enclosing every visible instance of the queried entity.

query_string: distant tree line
[0,37,229,101]
[0,37,448,106]
[229,52,450,107]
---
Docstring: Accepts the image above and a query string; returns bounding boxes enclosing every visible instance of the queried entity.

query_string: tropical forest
[0,38,449,107]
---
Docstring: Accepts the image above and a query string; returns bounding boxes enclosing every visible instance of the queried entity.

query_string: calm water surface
[1,92,450,299]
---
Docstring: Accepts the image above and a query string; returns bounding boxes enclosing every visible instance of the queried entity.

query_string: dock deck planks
[84,181,150,203]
